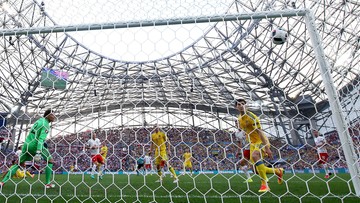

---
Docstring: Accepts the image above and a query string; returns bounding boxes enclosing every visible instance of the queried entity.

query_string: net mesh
[0,0,359,202]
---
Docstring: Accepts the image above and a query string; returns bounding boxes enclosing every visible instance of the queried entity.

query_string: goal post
[304,9,360,196]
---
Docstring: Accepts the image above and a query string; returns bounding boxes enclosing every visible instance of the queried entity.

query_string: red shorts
[145,164,151,169]
[243,149,250,160]
[91,154,104,164]
[318,153,328,164]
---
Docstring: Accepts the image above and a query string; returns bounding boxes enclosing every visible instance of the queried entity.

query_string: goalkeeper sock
[169,167,177,179]
[45,163,53,184]
[2,165,19,183]
[157,169,162,177]
[255,161,268,185]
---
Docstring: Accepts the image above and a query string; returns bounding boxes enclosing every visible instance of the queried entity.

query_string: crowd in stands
[1,124,359,173]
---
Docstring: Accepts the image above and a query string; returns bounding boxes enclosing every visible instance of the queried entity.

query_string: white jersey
[235,131,249,150]
[15,149,22,157]
[87,138,101,155]
[144,155,151,165]
[314,136,327,153]
[25,161,33,165]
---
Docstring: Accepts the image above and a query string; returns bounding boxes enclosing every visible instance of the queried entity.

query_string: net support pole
[305,9,360,196]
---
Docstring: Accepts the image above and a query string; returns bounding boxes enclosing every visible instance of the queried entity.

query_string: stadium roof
[0,0,359,129]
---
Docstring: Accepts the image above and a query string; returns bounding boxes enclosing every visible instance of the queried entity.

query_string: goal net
[0,0,359,202]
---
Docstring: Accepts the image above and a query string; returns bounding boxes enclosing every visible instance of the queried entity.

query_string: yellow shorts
[14,169,25,178]
[184,161,192,168]
[154,151,168,165]
[249,143,267,163]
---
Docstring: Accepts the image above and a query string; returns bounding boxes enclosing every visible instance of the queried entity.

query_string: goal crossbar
[0,9,307,37]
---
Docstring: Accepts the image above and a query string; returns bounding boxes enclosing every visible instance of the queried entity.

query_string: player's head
[312,129,320,137]
[91,131,96,139]
[153,125,159,132]
[44,109,56,122]
[235,98,247,112]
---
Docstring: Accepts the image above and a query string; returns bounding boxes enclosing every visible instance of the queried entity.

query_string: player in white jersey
[144,153,153,175]
[234,129,253,183]
[313,130,331,179]
[86,131,104,179]
[15,147,22,158]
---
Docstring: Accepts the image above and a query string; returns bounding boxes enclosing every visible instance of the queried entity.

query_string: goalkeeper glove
[34,151,42,162]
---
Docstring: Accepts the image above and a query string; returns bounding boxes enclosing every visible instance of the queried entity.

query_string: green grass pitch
[0,173,359,203]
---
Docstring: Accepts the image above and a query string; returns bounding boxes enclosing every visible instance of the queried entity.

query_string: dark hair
[235,98,247,106]
[43,109,53,117]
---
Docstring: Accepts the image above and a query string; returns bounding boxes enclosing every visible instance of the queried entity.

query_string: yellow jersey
[101,145,108,159]
[183,152,192,162]
[151,131,167,152]
[238,111,265,145]
[70,165,74,172]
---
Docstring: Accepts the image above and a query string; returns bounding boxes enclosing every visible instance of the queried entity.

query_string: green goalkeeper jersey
[25,117,50,152]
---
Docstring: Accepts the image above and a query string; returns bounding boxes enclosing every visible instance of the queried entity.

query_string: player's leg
[1,150,31,184]
[188,163,193,175]
[319,153,330,178]
[240,158,252,182]
[100,158,106,177]
[163,153,178,182]
[155,155,163,182]
[259,149,284,184]
[41,147,55,187]
[136,164,141,175]
[240,149,253,182]
[96,155,104,178]
[25,170,34,178]
[251,145,270,192]
[91,163,97,178]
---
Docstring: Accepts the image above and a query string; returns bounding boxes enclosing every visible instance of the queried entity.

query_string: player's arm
[256,129,273,159]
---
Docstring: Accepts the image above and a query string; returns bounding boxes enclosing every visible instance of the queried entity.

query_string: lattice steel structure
[0,0,358,146]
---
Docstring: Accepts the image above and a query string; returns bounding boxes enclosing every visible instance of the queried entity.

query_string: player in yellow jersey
[182,148,193,176]
[150,126,179,183]
[2,160,34,179]
[99,142,108,179]
[235,98,284,192]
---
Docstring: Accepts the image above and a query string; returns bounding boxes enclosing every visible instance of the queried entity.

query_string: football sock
[255,161,267,185]
[169,166,177,179]
[45,163,53,184]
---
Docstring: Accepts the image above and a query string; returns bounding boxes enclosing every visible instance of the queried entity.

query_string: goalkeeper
[0,109,56,189]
